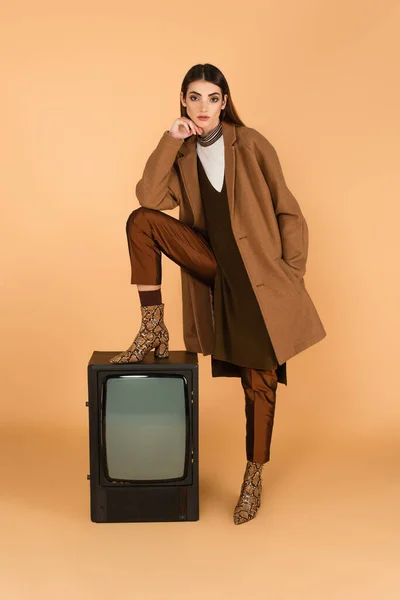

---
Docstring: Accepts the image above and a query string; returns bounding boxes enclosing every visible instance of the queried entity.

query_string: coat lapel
[177,120,237,230]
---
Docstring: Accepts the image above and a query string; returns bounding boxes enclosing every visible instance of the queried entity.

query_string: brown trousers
[126,207,278,464]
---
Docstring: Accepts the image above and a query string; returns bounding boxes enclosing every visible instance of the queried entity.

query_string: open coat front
[135,120,327,382]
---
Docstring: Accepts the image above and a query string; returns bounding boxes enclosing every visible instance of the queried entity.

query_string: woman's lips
[198,116,209,120]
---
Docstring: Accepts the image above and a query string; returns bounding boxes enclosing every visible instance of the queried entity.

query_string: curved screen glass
[102,374,188,481]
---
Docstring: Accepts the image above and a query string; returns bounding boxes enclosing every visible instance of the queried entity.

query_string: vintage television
[87,350,199,523]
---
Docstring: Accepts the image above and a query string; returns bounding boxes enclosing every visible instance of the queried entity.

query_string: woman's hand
[168,117,203,139]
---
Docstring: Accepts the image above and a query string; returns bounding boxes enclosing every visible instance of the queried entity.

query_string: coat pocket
[276,258,302,295]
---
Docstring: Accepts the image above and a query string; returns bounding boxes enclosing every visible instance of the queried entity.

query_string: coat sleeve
[251,129,309,280]
[135,131,185,210]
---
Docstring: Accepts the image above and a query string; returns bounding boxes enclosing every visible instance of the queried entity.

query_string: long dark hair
[180,63,246,127]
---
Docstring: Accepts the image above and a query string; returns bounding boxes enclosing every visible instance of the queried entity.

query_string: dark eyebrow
[188,90,220,97]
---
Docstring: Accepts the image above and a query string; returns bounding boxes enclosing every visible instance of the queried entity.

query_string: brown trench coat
[135,120,327,378]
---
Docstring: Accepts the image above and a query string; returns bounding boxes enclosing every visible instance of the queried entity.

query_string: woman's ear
[181,91,188,108]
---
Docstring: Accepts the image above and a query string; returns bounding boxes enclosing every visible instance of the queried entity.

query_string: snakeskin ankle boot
[110,303,169,364]
[233,460,264,525]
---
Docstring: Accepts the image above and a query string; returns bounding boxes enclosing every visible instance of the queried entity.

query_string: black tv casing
[87,350,199,523]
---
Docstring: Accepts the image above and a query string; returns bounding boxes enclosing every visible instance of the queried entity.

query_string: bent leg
[240,366,278,464]
[126,207,217,286]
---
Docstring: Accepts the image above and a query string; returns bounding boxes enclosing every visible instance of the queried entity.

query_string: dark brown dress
[197,154,287,384]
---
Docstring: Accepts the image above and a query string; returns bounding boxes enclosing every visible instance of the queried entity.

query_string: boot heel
[154,341,169,358]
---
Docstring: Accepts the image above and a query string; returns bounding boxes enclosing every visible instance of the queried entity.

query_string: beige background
[1,0,399,598]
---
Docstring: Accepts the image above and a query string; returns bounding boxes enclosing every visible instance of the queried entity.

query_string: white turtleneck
[196,135,225,192]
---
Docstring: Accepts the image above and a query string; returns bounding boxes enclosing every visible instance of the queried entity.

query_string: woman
[110,63,326,525]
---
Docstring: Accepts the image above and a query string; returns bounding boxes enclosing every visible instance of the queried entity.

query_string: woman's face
[181,79,227,136]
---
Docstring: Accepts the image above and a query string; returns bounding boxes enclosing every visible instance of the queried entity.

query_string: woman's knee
[126,206,154,230]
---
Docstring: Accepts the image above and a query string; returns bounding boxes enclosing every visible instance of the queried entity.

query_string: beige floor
[2,407,399,599]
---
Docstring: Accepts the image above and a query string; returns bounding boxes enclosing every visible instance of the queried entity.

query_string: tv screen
[102,374,189,482]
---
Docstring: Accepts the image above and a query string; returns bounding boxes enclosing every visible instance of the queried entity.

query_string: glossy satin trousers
[126,207,278,464]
